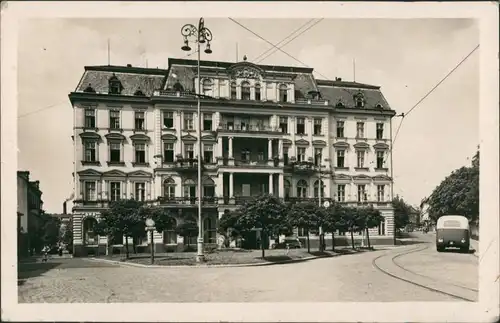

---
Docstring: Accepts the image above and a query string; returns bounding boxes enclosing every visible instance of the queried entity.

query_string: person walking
[42,245,49,262]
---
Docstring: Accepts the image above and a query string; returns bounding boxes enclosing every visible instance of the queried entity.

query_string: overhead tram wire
[391,44,480,148]
[385,44,480,169]
[18,101,68,119]
[256,19,324,64]
[252,18,316,63]
[228,18,331,81]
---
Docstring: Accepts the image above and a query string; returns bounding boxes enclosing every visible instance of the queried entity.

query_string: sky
[17,18,479,213]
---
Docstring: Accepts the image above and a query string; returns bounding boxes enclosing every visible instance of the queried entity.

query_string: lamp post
[181,18,213,263]
[317,163,326,252]
[145,218,156,265]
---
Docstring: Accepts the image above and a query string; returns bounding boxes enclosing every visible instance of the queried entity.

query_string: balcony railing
[158,196,218,206]
[295,98,329,106]
[154,90,198,98]
[172,157,203,172]
[284,197,334,204]
[217,123,281,133]
[234,158,270,166]
[287,161,317,174]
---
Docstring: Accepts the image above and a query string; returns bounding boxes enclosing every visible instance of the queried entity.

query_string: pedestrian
[42,245,49,262]
[58,244,63,256]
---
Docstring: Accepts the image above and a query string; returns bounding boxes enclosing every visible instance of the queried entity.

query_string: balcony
[217,123,281,134]
[73,199,113,208]
[172,157,204,173]
[157,196,218,206]
[284,197,334,205]
[286,161,317,174]
[295,98,329,106]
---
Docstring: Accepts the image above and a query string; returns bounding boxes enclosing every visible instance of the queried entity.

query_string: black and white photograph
[1,2,498,322]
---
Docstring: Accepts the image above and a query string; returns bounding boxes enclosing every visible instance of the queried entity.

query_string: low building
[68,57,397,256]
[17,171,44,256]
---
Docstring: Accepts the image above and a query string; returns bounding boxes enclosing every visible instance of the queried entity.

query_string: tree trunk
[132,242,137,254]
[366,228,371,249]
[125,236,130,259]
[331,231,336,252]
[306,231,310,253]
[260,232,265,259]
[350,230,355,249]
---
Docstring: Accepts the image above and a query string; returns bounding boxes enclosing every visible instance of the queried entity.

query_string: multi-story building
[17,171,44,256]
[69,57,396,256]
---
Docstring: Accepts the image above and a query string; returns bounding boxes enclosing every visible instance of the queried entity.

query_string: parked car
[271,237,302,249]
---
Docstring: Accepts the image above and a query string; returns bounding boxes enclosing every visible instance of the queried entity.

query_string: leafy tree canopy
[236,195,287,235]
[287,201,321,232]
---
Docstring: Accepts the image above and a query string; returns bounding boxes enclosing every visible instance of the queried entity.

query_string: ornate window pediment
[80,132,101,140]
[161,134,177,141]
[354,91,365,108]
[181,134,198,142]
[353,142,370,149]
[312,140,327,146]
[105,133,125,141]
[102,170,127,178]
[130,134,151,142]
[373,142,390,150]
[334,174,352,180]
[201,134,216,142]
[372,175,392,182]
[77,169,102,177]
[333,141,349,148]
[228,62,264,80]
[353,174,371,181]
[134,88,146,96]
[295,139,310,146]
[127,170,153,178]
[282,139,293,145]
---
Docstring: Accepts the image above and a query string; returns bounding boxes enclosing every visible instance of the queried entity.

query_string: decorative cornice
[353,142,370,149]
[181,134,198,142]
[161,134,177,141]
[130,133,151,142]
[373,142,390,150]
[295,139,310,146]
[312,139,327,146]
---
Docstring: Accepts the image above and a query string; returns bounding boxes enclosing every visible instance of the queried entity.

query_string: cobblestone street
[18,234,478,303]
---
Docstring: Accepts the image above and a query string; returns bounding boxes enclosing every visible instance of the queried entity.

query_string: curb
[86,247,396,269]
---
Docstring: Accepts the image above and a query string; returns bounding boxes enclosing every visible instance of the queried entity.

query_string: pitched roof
[163,58,318,100]
[75,65,167,96]
[316,79,391,110]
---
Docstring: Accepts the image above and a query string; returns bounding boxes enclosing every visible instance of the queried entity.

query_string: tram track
[372,243,478,302]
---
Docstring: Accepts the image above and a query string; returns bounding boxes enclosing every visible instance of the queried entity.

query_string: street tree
[236,194,288,258]
[95,199,144,259]
[175,220,198,248]
[287,201,321,253]
[363,205,384,249]
[218,209,244,248]
[321,203,343,251]
[392,195,413,231]
[426,152,479,223]
[340,206,363,249]
[40,213,61,248]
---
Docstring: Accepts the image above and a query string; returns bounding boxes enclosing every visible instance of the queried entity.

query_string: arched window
[83,217,98,245]
[296,180,308,198]
[163,218,177,244]
[284,179,291,199]
[314,179,325,198]
[230,82,237,100]
[241,81,251,100]
[203,177,215,200]
[203,216,217,244]
[173,82,184,92]
[163,177,176,199]
[202,79,213,96]
[279,84,288,102]
[183,178,197,201]
[255,83,261,101]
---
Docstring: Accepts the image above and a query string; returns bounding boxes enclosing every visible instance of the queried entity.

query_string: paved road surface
[18,234,477,303]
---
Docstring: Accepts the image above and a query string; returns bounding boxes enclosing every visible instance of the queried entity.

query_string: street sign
[145,218,155,227]
[323,201,330,208]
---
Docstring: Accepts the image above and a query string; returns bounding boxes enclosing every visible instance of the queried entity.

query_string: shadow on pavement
[440,248,476,255]
[396,240,427,246]
[18,261,62,280]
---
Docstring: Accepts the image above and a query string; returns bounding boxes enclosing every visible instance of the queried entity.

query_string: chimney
[63,201,67,214]
[126,64,132,67]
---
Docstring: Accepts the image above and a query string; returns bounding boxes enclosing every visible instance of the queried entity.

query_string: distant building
[17,171,44,256]
[68,57,397,256]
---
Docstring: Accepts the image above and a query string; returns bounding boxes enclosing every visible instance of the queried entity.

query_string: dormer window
[202,79,213,97]
[279,84,288,102]
[354,92,365,108]
[375,103,383,109]
[173,82,184,92]
[83,83,96,93]
[255,83,261,101]
[230,82,237,100]
[241,81,250,100]
[335,101,345,108]
[108,74,122,95]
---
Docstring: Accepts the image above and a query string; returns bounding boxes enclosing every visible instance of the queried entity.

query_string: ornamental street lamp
[181,18,213,263]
